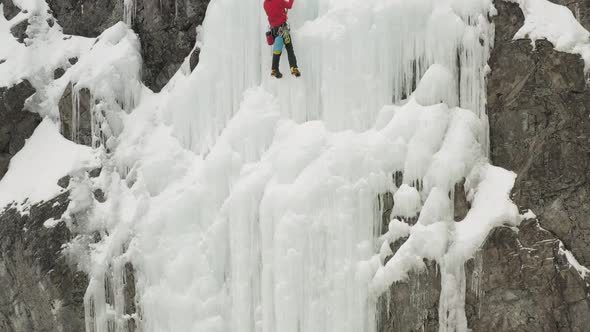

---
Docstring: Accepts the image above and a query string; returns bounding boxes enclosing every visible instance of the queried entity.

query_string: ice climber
[264,0,301,79]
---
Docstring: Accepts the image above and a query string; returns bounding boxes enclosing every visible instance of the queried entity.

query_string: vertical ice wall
[166,0,494,154]
[68,0,516,332]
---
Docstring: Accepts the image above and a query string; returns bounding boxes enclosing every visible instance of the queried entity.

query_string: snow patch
[509,0,590,69]
[561,244,590,279]
[43,217,62,228]
[0,119,96,211]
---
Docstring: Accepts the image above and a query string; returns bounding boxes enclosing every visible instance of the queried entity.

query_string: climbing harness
[272,23,291,44]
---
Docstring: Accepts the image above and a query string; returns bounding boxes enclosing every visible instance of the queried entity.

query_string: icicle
[70,85,79,143]
[438,254,468,332]
[123,0,136,26]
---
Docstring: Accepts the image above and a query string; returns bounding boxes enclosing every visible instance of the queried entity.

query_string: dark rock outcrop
[47,0,118,37]
[454,178,469,222]
[10,19,29,43]
[46,0,210,91]
[465,219,590,331]
[489,0,590,266]
[0,193,88,332]
[59,82,92,146]
[53,67,65,80]
[0,79,35,113]
[134,0,209,90]
[124,262,137,332]
[378,262,440,332]
[57,175,70,189]
[189,46,200,72]
[0,80,41,179]
[2,0,21,21]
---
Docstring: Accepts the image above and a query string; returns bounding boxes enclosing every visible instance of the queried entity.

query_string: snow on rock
[0,118,96,211]
[0,1,93,92]
[417,187,453,226]
[392,184,422,220]
[371,165,519,330]
[561,243,590,279]
[413,64,457,107]
[424,108,483,194]
[509,0,590,69]
[66,22,142,110]
[43,217,62,228]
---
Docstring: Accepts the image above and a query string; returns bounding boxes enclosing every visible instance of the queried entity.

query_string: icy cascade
[76,0,513,332]
[166,0,494,155]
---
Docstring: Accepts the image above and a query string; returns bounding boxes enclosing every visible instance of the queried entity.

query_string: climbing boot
[290,67,301,77]
[271,53,282,79]
[271,69,283,79]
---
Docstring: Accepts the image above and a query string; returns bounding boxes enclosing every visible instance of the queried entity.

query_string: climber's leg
[283,31,300,77]
[271,36,284,79]
[285,41,300,77]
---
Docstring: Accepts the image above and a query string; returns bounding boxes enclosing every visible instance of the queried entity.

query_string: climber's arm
[284,0,294,9]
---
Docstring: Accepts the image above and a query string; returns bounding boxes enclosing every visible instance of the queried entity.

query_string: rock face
[377,262,440,332]
[2,0,21,21]
[465,220,590,331]
[0,79,36,113]
[46,0,210,91]
[0,193,88,332]
[0,80,41,179]
[10,19,29,43]
[379,219,590,332]
[489,0,590,266]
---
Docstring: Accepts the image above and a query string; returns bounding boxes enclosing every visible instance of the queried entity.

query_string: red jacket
[264,0,294,28]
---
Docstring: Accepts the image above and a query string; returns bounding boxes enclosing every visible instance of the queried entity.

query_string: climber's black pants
[271,24,298,70]
[284,41,298,69]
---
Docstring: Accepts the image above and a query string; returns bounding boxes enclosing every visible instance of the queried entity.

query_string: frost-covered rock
[378,218,590,331]
[46,0,211,91]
